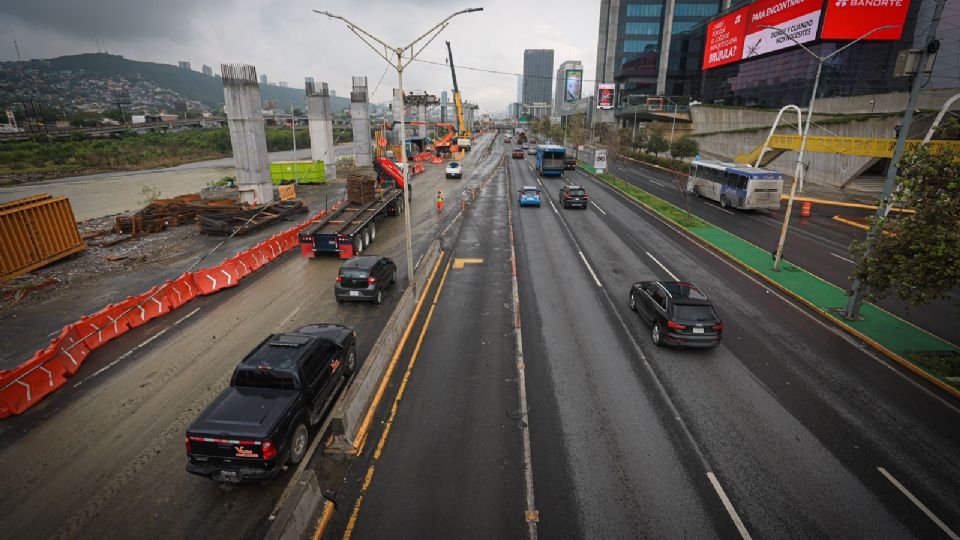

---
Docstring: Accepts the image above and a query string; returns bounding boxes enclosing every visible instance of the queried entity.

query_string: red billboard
[742,0,823,60]
[820,0,909,40]
[597,84,615,109]
[703,6,749,69]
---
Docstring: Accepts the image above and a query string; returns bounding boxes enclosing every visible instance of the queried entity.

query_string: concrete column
[656,0,677,95]
[350,76,372,167]
[391,89,403,144]
[417,103,427,138]
[306,81,336,180]
[221,64,273,205]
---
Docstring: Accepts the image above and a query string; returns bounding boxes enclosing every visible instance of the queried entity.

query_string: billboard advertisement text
[821,0,909,40]
[742,0,822,60]
[703,7,749,69]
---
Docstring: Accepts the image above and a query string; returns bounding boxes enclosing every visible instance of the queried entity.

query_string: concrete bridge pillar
[350,76,372,167]
[221,64,273,205]
[417,103,427,138]
[391,88,403,145]
[306,80,336,180]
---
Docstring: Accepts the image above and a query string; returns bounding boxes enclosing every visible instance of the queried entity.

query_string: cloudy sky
[0,0,601,114]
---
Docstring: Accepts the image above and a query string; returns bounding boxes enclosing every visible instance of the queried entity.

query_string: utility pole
[844,0,946,319]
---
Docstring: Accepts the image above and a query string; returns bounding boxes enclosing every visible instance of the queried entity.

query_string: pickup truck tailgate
[187,386,297,456]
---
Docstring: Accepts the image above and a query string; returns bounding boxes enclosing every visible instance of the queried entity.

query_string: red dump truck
[299,158,410,259]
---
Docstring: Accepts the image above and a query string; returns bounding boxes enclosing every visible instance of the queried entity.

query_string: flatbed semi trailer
[298,187,404,258]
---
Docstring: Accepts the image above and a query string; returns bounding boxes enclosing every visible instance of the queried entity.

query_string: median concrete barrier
[326,238,442,452]
[263,470,323,540]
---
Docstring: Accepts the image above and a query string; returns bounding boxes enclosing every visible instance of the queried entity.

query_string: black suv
[336,256,397,305]
[559,185,589,209]
[629,281,723,348]
[185,324,356,482]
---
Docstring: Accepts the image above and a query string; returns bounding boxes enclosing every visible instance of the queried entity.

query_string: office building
[305,76,315,86]
[554,60,583,117]
[178,61,192,71]
[201,64,213,76]
[522,49,554,107]
[278,81,288,88]
[594,0,724,102]
[260,74,268,86]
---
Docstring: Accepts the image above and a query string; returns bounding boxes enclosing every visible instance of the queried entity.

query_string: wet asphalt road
[0,136,495,539]
[606,159,959,347]
[328,137,960,539]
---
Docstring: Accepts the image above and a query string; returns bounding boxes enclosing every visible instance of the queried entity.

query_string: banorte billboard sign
[703,6,749,69]
[741,0,823,60]
[820,0,909,40]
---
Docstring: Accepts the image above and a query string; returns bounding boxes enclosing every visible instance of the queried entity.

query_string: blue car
[518,186,541,207]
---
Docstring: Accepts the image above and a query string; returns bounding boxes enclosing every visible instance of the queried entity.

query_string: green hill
[47,53,350,112]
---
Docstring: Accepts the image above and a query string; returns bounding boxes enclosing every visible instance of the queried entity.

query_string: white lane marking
[591,201,607,215]
[649,179,665,187]
[578,251,603,288]
[73,307,201,388]
[547,199,559,215]
[830,252,855,264]
[878,467,959,540]
[536,178,544,188]
[709,204,736,215]
[707,472,752,540]
[579,168,960,414]
[646,251,680,281]
[508,188,540,539]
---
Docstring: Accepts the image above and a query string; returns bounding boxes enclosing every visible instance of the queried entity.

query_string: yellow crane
[446,41,471,151]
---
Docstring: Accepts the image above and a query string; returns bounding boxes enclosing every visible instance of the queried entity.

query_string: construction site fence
[0,200,344,419]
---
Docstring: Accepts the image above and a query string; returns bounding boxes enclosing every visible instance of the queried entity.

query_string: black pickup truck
[185,324,356,483]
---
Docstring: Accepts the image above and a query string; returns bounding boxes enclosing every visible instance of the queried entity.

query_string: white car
[445,161,463,179]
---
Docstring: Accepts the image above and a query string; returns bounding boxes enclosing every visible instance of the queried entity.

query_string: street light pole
[845,0,945,319]
[315,7,483,295]
[761,24,895,272]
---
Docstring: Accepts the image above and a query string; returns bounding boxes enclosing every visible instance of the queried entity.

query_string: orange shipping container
[0,194,86,281]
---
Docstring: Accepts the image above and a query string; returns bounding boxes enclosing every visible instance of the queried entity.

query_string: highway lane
[340,145,528,539]
[0,137,495,539]
[509,146,960,537]
[606,158,959,346]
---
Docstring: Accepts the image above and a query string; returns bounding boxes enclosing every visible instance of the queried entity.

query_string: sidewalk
[581,162,960,398]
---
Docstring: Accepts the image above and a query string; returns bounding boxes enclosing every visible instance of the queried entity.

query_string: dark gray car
[335,256,397,305]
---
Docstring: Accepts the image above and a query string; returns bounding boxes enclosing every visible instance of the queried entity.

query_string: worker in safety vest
[436,189,444,213]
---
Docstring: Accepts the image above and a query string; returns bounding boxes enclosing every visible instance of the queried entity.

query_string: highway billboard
[820,0,909,40]
[597,84,615,109]
[702,0,909,69]
[565,69,583,102]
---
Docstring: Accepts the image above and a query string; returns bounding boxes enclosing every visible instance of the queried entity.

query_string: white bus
[687,160,784,211]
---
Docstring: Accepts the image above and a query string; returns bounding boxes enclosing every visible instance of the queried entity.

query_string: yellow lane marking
[312,500,336,540]
[780,195,915,213]
[453,257,484,269]
[348,252,445,455]
[343,258,454,540]
[831,215,871,231]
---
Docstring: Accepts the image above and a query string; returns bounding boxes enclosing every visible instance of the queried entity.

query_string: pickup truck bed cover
[188,387,298,440]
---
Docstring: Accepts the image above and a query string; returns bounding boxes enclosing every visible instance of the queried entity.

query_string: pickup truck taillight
[368,276,376,285]
[262,440,277,460]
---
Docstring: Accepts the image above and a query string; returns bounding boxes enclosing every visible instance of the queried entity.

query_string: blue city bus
[535,145,566,177]
[687,160,784,210]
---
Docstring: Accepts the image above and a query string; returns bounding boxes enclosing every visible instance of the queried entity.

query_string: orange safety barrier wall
[0,203,341,419]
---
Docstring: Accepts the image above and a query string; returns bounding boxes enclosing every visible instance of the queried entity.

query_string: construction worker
[436,189,444,213]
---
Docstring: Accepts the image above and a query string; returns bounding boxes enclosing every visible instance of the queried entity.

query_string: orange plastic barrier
[431,156,444,164]
[800,201,812,217]
[2,203,341,419]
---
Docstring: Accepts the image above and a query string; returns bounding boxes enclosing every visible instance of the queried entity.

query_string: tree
[565,113,588,159]
[670,136,699,160]
[599,124,631,167]
[646,130,669,155]
[633,131,647,153]
[849,146,960,314]
[934,117,960,140]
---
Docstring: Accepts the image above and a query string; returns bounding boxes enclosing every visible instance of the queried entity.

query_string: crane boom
[446,41,471,150]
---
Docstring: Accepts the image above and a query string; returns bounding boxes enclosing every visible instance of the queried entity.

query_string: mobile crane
[446,41,471,152]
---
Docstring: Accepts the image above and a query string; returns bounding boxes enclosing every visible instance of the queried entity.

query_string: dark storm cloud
[0,0,226,41]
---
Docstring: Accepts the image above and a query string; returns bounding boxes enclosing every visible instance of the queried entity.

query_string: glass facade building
[522,49,555,106]
[667,0,927,107]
